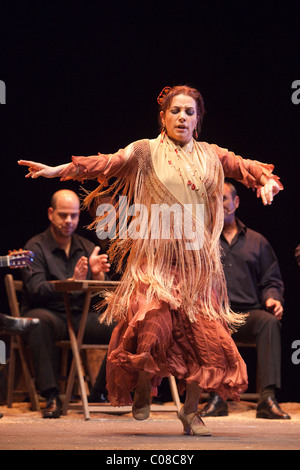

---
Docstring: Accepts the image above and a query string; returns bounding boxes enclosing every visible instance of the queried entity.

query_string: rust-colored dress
[59,134,282,406]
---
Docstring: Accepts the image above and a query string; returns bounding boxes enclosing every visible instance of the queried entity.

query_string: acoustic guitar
[0,250,34,268]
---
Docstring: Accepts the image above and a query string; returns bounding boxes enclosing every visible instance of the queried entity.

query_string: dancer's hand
[257,178,281,205]
[18,160,68,179]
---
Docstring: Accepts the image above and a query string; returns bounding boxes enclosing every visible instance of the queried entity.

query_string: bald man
[21,190,113,418]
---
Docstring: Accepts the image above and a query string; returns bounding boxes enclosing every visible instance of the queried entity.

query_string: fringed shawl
[80,136,244,329]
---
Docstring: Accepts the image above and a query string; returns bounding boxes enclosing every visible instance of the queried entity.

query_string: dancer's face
[161,94,198,147]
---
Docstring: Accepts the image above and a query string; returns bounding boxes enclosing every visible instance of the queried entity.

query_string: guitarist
[21,189,113,419]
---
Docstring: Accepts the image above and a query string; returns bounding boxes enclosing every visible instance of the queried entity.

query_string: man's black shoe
[0,413,3,419]
[200,393,229,417]
[256,397,291,419]
[42,396,62,419]
[0,314,40,335]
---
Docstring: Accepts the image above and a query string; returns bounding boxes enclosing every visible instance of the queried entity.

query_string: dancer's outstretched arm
[18,160,75,179]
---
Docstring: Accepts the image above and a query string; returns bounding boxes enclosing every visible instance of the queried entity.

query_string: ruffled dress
[59,134,283,406]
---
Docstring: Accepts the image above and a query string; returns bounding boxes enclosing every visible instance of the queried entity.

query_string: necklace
[161,133,204,193]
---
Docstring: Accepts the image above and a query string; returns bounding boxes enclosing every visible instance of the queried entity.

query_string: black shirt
[21,226,96,315]
[220,218,284,311]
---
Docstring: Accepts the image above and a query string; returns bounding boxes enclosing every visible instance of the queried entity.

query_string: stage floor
[0,401,299,451]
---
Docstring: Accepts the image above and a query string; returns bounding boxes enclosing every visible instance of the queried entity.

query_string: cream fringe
[82,139,246,331]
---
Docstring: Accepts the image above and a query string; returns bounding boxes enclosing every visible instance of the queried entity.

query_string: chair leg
[80,351,91,394]
[168,376,181,412]
[16,336,40,412]
[81,350,94,391]
[58,345,69,394]
[6,337,17,408]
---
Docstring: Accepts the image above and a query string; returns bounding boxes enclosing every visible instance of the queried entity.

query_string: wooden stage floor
[0,400,299,451]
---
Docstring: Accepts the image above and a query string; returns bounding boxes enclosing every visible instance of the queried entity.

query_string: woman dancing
[19,85,283,436]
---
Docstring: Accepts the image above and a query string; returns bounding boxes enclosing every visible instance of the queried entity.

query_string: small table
[51,279,120,420]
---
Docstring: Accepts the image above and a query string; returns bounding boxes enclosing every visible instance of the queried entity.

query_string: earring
[194,128,198,139]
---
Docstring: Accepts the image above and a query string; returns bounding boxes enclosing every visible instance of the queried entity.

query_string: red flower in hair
[157,86,172,105]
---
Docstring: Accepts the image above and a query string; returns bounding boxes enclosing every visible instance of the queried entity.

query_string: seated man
[201,181,290,420]
[21,189,113,418]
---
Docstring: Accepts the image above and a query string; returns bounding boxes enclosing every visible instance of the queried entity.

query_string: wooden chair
[4,274,40,411]
[56,341,109,395]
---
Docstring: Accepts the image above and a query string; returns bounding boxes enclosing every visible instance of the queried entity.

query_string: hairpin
[157,86,172,105]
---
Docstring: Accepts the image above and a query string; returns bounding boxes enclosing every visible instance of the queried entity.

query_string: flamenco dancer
[19,85,283,436]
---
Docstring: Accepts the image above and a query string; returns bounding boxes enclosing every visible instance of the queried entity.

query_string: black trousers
[232,309,282,390]
[23,308,114,396]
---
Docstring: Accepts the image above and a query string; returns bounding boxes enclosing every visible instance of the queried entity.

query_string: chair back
[4,274,23,318]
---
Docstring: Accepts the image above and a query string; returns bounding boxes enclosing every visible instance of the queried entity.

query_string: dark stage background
[0,1,299,402]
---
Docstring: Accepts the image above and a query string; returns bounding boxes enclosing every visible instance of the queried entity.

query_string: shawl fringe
[82,139,246,331]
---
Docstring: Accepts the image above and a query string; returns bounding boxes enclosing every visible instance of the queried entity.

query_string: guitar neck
[0,256,10,268]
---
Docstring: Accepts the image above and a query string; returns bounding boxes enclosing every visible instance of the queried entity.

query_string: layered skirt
[106,289,248,407]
